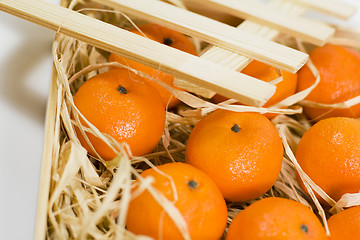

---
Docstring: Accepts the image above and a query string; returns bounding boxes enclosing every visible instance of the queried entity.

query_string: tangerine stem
[231,124,241,133]
[300,224,309,233]
[117,85,127,94]
[187,180,198,189]
[163,37,173,46]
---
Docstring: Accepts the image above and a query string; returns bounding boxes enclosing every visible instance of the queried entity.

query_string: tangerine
[109,23,197,108]
[297,44,360,121]
[212,60,297,119]
[295,117,360,203]
[126,162,228,240]
[73,69,166,160]
[226,197,327,240]
[185,110,283,202]
[328,206,360,240]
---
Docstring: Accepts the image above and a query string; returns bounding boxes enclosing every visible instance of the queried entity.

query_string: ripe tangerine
[295,117,360,203]
[126,162,228,240]
[327,206,360,240]
[297,44,360,121]
[185,110,283,202]
[73,69,166,160]
[226,197,327,240]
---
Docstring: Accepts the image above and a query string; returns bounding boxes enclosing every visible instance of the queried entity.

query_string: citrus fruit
[226,197,327,240]
[295,117,360,203]
[185,110,283,202]
[212,60,297,119]
[109,23,197,108]
[328,206,360,239]
[126,162,228,240]
[297,44,360,121]
[73,69,166,160]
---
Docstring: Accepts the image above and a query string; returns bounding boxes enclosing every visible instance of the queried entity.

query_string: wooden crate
[29,0,360,239]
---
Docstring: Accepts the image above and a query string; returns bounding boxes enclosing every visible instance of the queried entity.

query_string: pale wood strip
[34,69,58,240]
[0,0,278,106]
[175,0,307,98]
[202,1,307,70]
[93,0,308,73]
[192,0,334,46]
[290,0,357,20]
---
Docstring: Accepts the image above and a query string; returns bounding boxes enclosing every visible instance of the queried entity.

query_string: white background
[0,1,359,240]
[0,1,60,239]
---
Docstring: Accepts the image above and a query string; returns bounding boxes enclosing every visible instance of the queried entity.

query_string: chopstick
[92,0,308,73]
[174,0,356,98]
[174,0,357,98]
[290,0,357,20]
[0,0,278,107]
[187,0,334,46]
[174,0,307,98]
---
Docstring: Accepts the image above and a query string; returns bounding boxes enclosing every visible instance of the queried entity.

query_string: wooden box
[31,0,360,239]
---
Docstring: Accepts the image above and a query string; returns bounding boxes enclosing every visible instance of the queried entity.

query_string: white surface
[0,1,59,240]
[0,1,359,240]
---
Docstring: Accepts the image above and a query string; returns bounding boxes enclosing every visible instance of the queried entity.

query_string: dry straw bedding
[45,0,360,239]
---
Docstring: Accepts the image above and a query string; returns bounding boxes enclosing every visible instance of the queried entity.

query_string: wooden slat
[0,0,278,106]
[34,69,58,240]
[93,0,308,73]
[192,0,334,46]
[202,0,307,70]
[290,0,357,20]
[175,0,307,98]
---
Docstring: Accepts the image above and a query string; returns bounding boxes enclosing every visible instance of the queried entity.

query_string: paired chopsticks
[0,0,357,106]
[91,0,355,98]
[0,0,276,106]
[175,0,308,98]
[173,0,357,98]
[92,0,308,73]
[290,0,356,20]
[182,0,334,46]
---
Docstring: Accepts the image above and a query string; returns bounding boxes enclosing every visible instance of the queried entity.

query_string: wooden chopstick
[199,0,308,71]
[175,0,357,98]
[175,0,307,98]
[0,0,278,106]
[92,0,308,73]
[189,0,335,46]
[290,0,357,20]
